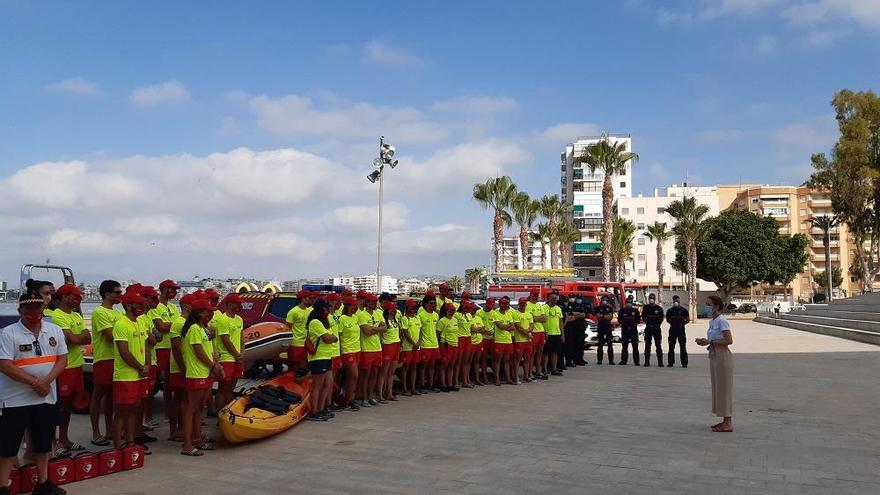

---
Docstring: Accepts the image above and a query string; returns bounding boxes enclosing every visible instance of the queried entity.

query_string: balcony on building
[574,242,602,254]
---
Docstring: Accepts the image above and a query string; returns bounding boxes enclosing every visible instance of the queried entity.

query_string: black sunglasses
[32,340,43,356]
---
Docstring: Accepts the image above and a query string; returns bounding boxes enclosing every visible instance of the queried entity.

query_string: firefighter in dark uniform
[666,294,690,368]
[563,295,588,367]
[642,293,665,367]
[617,296,641,366]
[595,296,615,365]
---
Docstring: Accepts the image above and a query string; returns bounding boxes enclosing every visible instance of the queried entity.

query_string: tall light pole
[367,136,398,294]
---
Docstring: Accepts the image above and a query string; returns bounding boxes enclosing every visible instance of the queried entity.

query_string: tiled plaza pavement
[72,319,880,495]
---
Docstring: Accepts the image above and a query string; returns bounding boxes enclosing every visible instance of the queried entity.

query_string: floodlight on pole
[369,136,399,294]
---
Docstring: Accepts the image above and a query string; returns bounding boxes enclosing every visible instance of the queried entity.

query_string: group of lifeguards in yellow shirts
[285,284,565,422]
[46,279,245,458]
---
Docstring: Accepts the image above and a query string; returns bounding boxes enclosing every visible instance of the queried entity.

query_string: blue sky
[1,0,878,284]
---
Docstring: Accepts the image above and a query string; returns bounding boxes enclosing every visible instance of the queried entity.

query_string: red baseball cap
[179,293,197,306]
[424,290,436,298]
[222,293,244,305]
[442,303,456,313]
[296,290,310,298]
[405,299,419,308]
[342,297,358,305]
[121,292,146,305]
[364,294,378,302]
[382,301,396,311]
[190,298,214,311]
[326,293,341,302]
[438,283,449,290]
[139,286,159,298]
[125,283,143,293]
[159,279,180,290]
[340,289,353,297]
[204,289,220,299]
[355,290,368,299]
[56,283,82,298]
[461,291,471,300]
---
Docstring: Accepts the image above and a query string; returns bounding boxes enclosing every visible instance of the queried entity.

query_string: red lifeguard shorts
[58,367,84,398]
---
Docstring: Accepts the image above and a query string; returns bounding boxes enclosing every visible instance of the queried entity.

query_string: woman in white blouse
[696,295,733,432]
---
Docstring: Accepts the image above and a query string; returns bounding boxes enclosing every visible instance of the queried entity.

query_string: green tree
[644,222,672,303]
[512,193,540,270]
[806,89,880,293]
[810,215,839,300]
[464,267,484,294]
[473,176,518,273]
[556,221,582,269]
[611,218,637,282]
[673,209,810,301]
[815,266,843,289]
[573,134,639,281]
[530,223,552,269]
[667,196,711,319]
[539,194,567,269]
[447,276,463,293]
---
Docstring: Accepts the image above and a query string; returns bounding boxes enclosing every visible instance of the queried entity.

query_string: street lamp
[367,136,399,293]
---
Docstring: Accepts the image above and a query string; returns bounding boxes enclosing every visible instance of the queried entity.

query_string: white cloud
[322,203,408,231]
[754,34,779,55]
[362,39,428,67]
[697,129,743,142]
[431,96,519,114]
[49,77,101,96]
[534,123,602,146]
[771,122,835,150]
[783,0,880,28]
[222,232,326,260]
[659,0,880,31]
[48,229,125,254]
[219,116,238,134]
[111,215,181,236]
[130,81,190,108]
[384,224,486,254]
[249,92,449,143]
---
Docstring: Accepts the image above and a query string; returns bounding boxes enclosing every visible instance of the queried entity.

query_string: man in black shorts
[1,294,70,495]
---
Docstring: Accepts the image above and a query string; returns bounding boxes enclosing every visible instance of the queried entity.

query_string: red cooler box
[121,444,145,470]
[97,448,121,476]
[17,464,38,494]
[48,456,75,485]
[73,451,99,481]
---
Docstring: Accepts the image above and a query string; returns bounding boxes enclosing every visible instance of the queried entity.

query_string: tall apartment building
[617,184,727,291]
[499,235,549,272]
[561,134,634,280]
[729,185,865,301]
[332,275,399,294]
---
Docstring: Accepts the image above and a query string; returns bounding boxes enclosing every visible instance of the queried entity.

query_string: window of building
[638,269,646,277]
[800,209,807,216]
[637,207,645,215]
[638,238,646,245]
[621,208,629,215]
[638,254,646,261]
[588,270,596,277]
[657,207,666,214]
[637,223,645,229]
[620,181,626,188]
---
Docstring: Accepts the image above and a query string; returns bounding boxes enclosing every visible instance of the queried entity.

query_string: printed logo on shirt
[48,337,57,347]
[19,344,33,352]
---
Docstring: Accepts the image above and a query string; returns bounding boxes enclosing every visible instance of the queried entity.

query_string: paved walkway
[69,320,880,494]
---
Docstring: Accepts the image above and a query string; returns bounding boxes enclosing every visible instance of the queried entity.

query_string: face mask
[704,305,714,315]
[673,301,680,307]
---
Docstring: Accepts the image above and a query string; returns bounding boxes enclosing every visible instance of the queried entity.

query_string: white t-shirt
[0,320,68,408]
[706,315,731,342]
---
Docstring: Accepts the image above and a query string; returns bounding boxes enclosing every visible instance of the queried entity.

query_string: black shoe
[135,433,156,444]
[430,387,442,393]
[643,363,650,367]
[682,365,688,368]
[33,481,66,495]
[448,386,460,392]
[346,402,360,412]
[576,361,587,366]
[551,370,563,376]
[440,386,450,392]
[658,363,665,368]
[618,362,627,366]
[307,413,329,421]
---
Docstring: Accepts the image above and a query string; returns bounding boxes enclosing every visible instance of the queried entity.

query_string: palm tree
[447,276,463,293]
[464,267,483,294]
[555,221,582,269]
[667,196,711,320]
[644,221,672,304]
[574,134,639,282]
[610,218,637,282]
[512,193,540,270]
[473,176,518,273]
[529,223,550,269]
[539,194,567,269]
[810,215,839,302]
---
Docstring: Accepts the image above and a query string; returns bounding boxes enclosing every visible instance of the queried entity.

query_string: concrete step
[779,313,880,334]
[829,292,880,306]
[793,308,880,322]
[822,303,879,312]
[755,316,880,346]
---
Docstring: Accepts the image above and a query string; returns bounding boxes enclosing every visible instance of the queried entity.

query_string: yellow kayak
[219,373,313,443]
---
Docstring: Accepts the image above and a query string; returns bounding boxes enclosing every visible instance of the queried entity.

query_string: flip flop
[91,437,111,447]
[711,425,733,433]
[64,442,86,451]
[198,442,215,451]
[167,436,184,442]
[180,448,204,456]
